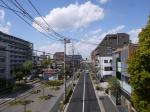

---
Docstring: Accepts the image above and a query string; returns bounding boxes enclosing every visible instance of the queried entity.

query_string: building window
[123,42,127,45]
[0,58,5,62]
[109,59,112,63]
[0,69,5,73]
[104,67,112,71]
[104,60,108,63]
[117,58,121,62]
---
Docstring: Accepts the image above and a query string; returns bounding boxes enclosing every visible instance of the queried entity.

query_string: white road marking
[82,73,86,112]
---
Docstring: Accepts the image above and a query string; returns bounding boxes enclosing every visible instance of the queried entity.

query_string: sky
[0,0,150,58]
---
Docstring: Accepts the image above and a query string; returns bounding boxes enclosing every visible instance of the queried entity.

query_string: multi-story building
[94,33,130,57]
[66,55,82,70]
[96,56,113,81]
[0,41,9,78]
[53,52,64,69]
[0,31,33,79]
[53,52,82,70]
[112,43,137,112]
[91,33,130,81]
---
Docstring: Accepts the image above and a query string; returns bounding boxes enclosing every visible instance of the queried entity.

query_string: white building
[96,56,113,81]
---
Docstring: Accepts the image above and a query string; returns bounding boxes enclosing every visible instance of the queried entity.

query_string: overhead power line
[0,0,101,46]
[26,0,100,45]
[0,0,61,41]
[27,0,65,39]
[9,0,62,41]
[33,49,54,55]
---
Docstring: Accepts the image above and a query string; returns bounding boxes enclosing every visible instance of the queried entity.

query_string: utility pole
[72,42,75,87]
[64,38,70,101]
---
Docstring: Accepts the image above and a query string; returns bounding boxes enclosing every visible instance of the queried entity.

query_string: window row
[104,59,112,63]
[104,67,113,71]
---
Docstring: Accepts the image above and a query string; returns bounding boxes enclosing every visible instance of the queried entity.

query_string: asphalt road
[66,71,101,112]
[99,96,118,112]
[84,73,101,112]
[66,71,84,112]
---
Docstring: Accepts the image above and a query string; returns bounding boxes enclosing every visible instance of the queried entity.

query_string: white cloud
[36,43,63,54]
[33,1,104,32]
[0,9,11,34]
[128,28,141,43]
[98,0,108,4]
[0,10,5,21]
[89,29,102,35]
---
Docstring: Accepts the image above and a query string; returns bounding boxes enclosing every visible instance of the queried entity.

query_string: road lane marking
[82,73,86,112]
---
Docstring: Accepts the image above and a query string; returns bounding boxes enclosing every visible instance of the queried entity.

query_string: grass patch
[63,88,73,104]
[24,110,32,112]
[41,80,63,87]
[30,90,41,94]
[9,100,33,106]
[9,100,21,106]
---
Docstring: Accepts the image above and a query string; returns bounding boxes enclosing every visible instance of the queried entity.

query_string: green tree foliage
[127,16,150,112]
[41,56,51,68]
[12,71,24,81]
[107,77,120,95]
[107,77,121,105]
[22,60,33,75]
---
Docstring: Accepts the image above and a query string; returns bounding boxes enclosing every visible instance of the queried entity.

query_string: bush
[73,83,76,87]
[30,90,37,94]
[77,73,80,78]
[42,80,63,87]
[63,89,73,104]
[96,86,103,91]
[9,100,21,106]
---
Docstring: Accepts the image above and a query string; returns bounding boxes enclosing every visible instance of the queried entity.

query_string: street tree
[41,56,51,68]
[22,60,33,75]
[107,76,121,105]
[9,100,33,112]
[127,16,150,112]
[12,70,24,82]
[20,100,33,112]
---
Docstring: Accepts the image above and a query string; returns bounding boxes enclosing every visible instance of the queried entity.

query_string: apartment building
[96,56,113,81]
[91,33,130,81]
[66,55,82,70]
[0,31,33,79]
[53,52,64,69]
[112,43,137,112]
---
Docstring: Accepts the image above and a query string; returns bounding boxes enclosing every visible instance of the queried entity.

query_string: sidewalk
[0,80,72,112]
[0,81,41,106]
[93,80,119,112]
